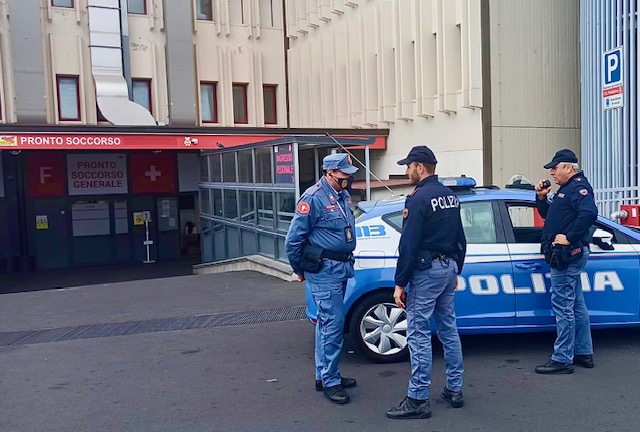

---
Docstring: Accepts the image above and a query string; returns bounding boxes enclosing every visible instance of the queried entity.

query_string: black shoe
[441,387,464,408]
[315,377,357,391]
[573,354,594,368]
[535,359,574,374]
[386,397,432,419]
[323,385,350,405]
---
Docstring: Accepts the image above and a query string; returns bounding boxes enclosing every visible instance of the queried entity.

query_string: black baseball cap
[543,149,578,169]
[397,146,438,165]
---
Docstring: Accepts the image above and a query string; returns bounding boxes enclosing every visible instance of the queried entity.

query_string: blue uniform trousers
[549,247,593,364]
[406,259,463,400]
[308,278,347,388]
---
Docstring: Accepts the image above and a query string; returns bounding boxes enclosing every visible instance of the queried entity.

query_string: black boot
[315,377,357,391]
[535,359,574,374]
[323,385,350,404]
[441,387,464,408]
[386,397,431,419]
[573,354,595,368]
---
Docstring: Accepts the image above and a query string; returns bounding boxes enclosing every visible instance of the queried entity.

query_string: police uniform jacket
[536,172,598,246]
[285,176,356,281]
[394,175,467,287]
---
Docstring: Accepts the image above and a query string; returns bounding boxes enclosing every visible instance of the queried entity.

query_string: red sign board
[0,133,386,151]
[130,152,176,194]
[28,153,66,197]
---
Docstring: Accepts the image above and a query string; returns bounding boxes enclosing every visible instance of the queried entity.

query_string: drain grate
[0,305,307,347]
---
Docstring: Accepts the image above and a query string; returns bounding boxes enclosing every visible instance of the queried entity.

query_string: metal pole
[365,145,371,201]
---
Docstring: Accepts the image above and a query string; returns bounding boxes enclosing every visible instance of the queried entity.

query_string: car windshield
[354,206,366,222]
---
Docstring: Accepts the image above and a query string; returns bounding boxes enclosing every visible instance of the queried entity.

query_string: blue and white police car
[305,177,640,363]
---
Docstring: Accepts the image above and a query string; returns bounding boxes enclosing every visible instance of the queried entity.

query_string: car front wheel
[349,291,409,363]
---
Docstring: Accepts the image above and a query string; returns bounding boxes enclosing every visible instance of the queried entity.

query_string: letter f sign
[39,167,52,184]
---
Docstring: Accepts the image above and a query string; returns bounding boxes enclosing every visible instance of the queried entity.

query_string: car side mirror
[592,228,615,251]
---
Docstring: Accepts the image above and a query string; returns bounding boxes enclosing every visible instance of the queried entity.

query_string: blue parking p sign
[603,47,623,110]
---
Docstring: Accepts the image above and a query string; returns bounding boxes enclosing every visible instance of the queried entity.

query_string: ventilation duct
[88,0,155,125]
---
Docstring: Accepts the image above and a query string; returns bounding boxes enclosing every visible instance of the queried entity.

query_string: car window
[460,201,498,244]
[382,211,403,233]
[506,203,543,243]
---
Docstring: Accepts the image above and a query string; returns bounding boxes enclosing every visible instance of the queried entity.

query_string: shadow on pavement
[0,258,200,294]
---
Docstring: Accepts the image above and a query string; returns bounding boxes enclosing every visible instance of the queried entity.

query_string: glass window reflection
[238,150,254,183]
[257,191,274,227]
[210,154,222,182]
[223,153,237,183]
[276,192,295,230]
[239,191,255,223]
[256,147,272,183]
[224,189,238,220]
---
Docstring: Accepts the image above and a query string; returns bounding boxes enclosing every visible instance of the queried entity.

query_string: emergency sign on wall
[67,154,128,195]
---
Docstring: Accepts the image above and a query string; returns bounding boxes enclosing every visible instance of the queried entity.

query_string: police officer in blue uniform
[285,153,358,404]
[386,146,467,420]
[535,149,598,374]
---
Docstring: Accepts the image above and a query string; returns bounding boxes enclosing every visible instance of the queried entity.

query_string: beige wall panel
[441,0,460,112]
[195,11,286,127]
[321,30,336,127]
[374,108,484,183]
[490,0,580,128]
[334,21,349,128]
[395,0,415,121]
[415,0,436,118]
[491,127,581,189]
[378,0,396,124]
[362,5,379,126]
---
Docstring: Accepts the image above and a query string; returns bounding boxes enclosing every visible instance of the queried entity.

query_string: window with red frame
[132,79,152,114]
[128,0,146,14]
[196,0,212,20]
[52,0,74,7]
[57,75,80,121]
[200,82,218,123]
[263,85,277,124]
[233,83,248,124]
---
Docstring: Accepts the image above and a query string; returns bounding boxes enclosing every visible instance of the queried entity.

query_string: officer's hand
[393,285,406,309]
[553,234,570,246]
[535,180,551,199]
[297,274,305,282]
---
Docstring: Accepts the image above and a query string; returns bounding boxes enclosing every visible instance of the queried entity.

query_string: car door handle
[514,262,542,270]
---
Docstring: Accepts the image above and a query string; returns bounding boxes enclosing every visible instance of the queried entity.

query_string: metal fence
[594,186,640,220]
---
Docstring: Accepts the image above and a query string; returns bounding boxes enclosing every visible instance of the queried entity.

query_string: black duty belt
[431,252,452,260]
[322,249,354,262]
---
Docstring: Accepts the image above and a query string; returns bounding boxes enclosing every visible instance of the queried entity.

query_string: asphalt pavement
[1,268,640,432]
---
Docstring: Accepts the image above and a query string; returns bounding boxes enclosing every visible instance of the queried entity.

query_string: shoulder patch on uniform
[296,202,311,215]
[580,189,588,196]
[575,177,583,182]
[402,208,409,218]
[303,183,322,196]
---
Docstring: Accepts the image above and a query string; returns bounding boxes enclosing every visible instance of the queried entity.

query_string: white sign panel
[603,47,623,110]
[0,152,4,198]
[67,154,128,195]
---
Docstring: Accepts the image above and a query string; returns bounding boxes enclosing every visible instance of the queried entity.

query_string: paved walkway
[0,258,200,294]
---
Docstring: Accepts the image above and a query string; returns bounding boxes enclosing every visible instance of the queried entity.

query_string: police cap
[322,153,358,174]
[397,146,438,166]
[544,149,578,169]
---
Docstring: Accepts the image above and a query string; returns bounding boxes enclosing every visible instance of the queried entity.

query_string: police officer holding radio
[285,153,358,405]
[535,149,598,374]
[386,146,467,420]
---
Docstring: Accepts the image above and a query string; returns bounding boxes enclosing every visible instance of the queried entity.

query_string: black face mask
[330,173,354,191]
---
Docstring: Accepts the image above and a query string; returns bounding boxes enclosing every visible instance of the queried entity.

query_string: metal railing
[594,186,640,220]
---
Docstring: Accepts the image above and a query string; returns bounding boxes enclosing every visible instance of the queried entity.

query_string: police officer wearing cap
[285,153,358,404]
[386,146,467,420]
[534,149,598,374]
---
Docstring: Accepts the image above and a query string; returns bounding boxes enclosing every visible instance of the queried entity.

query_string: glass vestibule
[199,144,297,262]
